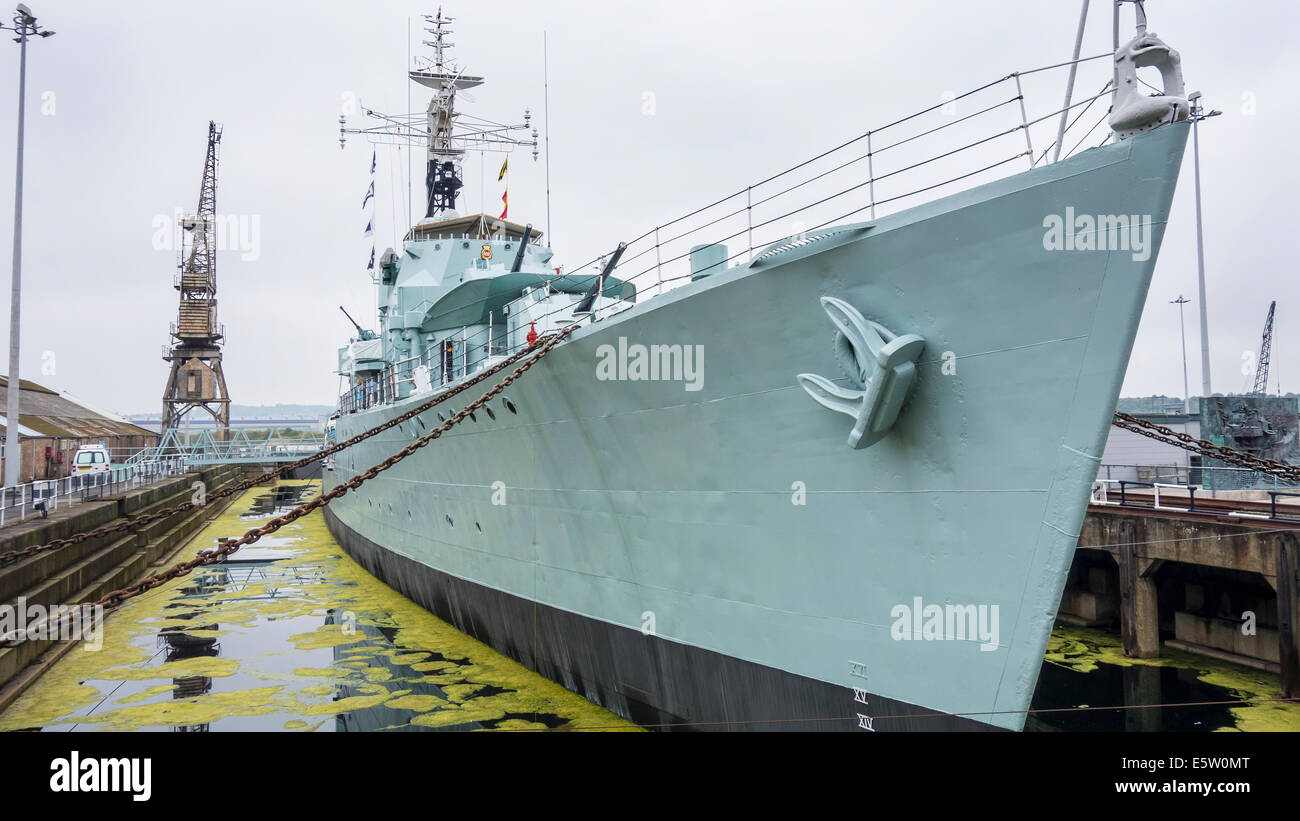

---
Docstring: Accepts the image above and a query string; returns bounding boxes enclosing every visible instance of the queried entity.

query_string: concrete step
[0,467,245,604]
[0,474,245,691]
[0,475,196,602]
[4,473,245,610]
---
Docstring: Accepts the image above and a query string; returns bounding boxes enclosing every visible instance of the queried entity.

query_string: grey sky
[0,0,1293,414]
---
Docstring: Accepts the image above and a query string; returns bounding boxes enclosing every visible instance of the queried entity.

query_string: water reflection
[241,483,312,518]
[1028,656,1237,731]
[326,616,573,732]
[158,575,224,732]
[0,482,635,733]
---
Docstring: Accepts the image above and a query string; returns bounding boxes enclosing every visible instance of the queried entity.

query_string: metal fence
[0,457,188,528]
[127,428,327,466]
[1097,463,1298,492]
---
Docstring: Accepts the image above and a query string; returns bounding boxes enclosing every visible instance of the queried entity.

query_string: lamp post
[1171,295,1190,415]
[1188,91,1221,402]
[0,4,53,489]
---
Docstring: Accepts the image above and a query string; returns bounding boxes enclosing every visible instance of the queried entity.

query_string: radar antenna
[336,8,538,221]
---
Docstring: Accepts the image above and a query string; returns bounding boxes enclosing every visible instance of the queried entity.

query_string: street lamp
[0,4,53,489]
[1171,295,1190,415]
[1188,91,1221,403]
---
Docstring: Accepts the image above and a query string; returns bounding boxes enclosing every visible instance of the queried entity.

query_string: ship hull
[325,507,994,730]
[324,123,1189,731]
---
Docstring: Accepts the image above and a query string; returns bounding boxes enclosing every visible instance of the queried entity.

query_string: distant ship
[324,7,1192,730]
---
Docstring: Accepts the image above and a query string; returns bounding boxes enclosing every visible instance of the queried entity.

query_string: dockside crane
[1252,301,1276,396]
[160,121,232,432]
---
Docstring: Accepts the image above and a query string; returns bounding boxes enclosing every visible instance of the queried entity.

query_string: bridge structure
[126,427,326,467]
[1071,485,1300,701]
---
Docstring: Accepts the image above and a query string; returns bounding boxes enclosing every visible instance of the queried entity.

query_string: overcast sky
[0,0,1293,414]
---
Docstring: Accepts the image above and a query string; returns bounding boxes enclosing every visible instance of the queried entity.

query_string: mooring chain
[91,324,577,611]
[0,334,563,567]
[1112,411,1300,482]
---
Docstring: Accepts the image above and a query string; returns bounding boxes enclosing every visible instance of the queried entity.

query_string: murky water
[1027,626,1300,732]
[0,481,637,732]
[3,480,1295,732]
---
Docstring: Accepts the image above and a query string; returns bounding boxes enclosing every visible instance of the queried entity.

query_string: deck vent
[690,244,728,281]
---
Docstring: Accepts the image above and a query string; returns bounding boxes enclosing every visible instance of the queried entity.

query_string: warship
[324,6,1192,730]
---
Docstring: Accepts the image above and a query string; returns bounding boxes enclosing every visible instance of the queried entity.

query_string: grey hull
[324,123,1189,731]
[325,507,997,731]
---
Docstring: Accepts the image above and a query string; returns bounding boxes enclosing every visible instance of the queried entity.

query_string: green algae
[1047,624,1300,732]
[384,693,445,712]
[113,684,181,705]
[0,480,636,732]
[8,475,1290,734]
[95,656,240,682]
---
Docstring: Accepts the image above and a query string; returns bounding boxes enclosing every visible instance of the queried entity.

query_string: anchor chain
[1111,411,1300,483]
[91,324,577,610]
[0,332,567,567]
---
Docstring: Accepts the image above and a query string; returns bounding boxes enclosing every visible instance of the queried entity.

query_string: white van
[71,443,111,475]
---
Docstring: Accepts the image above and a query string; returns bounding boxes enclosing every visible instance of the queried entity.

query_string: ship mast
[412,9,480,218]
[337,10,538,226]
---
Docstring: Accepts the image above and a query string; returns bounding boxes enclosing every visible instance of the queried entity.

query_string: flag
[364,218,373,237]
[362,182,373,208]
[500,189,508,220]
[498,157,508,181]
[370,150,376,175]
[367,246,375,270]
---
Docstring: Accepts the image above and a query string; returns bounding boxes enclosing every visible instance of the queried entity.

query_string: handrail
[344,54,1144,415]
[0,456,190,529]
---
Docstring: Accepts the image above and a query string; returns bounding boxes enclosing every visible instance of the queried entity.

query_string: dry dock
[0,480,636,732]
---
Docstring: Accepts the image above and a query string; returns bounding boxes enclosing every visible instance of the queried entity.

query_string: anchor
[797,296,925,450]
[1109,19,1189,139]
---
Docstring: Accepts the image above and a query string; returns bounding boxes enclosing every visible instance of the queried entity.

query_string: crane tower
[160,121,231,431]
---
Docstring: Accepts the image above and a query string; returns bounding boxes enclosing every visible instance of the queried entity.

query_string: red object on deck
[526,322,538,346]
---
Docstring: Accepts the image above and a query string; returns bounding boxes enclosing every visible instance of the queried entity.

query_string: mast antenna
[336,12,537,224]
[544,30,552,246]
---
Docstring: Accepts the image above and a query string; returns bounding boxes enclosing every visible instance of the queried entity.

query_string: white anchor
[797,296,926,450]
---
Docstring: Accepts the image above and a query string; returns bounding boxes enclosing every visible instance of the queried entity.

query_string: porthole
[504,244,512,251]
[445,514,454,527]
[462,241,470,249]
[435,243,441,250]
[468,411,477,422]
[437,412,445,422]
[484,405,496,421]
[475,522,482,533]
[504,399,517,414]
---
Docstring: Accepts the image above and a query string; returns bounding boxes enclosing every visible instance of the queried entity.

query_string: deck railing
[0,457,188,529]
[341,52,1141,414]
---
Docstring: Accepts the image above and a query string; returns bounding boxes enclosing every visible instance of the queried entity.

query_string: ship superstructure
[335,10,625,408]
